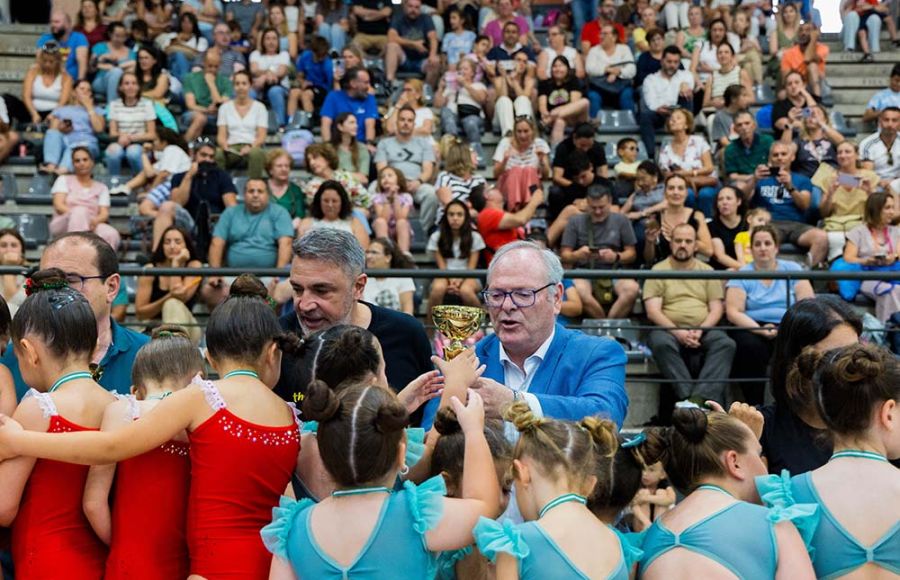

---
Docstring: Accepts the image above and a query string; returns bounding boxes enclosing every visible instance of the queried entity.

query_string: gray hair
[487,241,564,295]
[293,229,365,279]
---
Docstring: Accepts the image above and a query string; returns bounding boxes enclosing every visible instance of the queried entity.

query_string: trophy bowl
[431,305,485,360]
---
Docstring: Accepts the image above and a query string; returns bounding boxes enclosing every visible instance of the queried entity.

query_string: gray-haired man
[274,229,433,415]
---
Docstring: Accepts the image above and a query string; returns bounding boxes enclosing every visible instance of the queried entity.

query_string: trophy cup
[431,305,485,360]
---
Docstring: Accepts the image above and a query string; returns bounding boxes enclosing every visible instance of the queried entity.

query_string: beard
[672,249,693,262]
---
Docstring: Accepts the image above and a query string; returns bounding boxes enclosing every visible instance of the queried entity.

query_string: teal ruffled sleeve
[405,475,447,535]
[300,420,318,434]
[405,427,426,468]
[756,470,820,557]
[473,517,530,563]
[260,496,316,560]
[612,527,645,570]
[435,546,473,580]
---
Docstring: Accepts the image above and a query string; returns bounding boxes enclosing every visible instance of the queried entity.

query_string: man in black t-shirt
[549,122,610,220]
[274,229,433,424]
[352,0,393,54]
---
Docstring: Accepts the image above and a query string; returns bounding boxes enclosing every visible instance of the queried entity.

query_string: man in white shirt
[860,106,900,195]
[638,45,694,157]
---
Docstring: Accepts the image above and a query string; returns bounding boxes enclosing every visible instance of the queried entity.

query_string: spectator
[90,22,136,105]
[537,25,584,81]
[585,24,636,115]
[299,180,370,249]
[734,207,773,264]
[725,225,814,403]
[385,0,440,87]
[657,108,718,216]
[862,63,900,124]
[135,46,170,105]
[817,141,879,260]
[181,50,233,142]
[105,72,157,176]
[493,48,537,138]
[441,7,476,70]
[363,237,416,315]
[266,148,306,231]
[214,70,267,179]
[634,28,665,88]
[732,10,764,86]
[768,1,800,67]
[266,4,299,60]
[581,0,627,54]
[435,60,488,165]
[40,79,104,176]
[162,12,209,82]
[844,192,900,322]
[224,0,264,38]
[484,0,531,47]
[710,84,752,155]
[385,78,435,138]
[75,0,106,49]
[492,116,550,211]
[487,19,536,70]
[620,160,667,243]
[707,185,747,270]
[350,0,393,55]
[645,223,735,406]
[470,185,545,264]
[612,136,640,182]
[549,122,609,220]
[854,0,900,63]
[692,18,740,87]
[37,10,89,81]
[460,240,629,423]
[135,0,174,38]
[632,5,659,53]
[371,167,412,253]
[780,22,829,98]
[375,106,438,227]
[560,186,639,319]
[249,27,291,128]
[303,143,370,218]
[538,56,590,146]
[724,109,774,196]
[320,67,377,144]
[672,6,706,64]
[702,42,752,110]
[117,126,191,198]
[427,199,485,313]
[1,232,150,400]
[781,104,842,178]
[290,36,333,129]
[195,22,247,79]
[154,139,238,251]
[23,43,72,125]
[860,106,900,194]
[639,45,694,158]
[546,152,599,244]
[226,19,252,56]
[129,20,152,51]
[178,0,222,39]
[135,225,203,344]
[50,147,119,250]
[0,229,27,316]
[329,112,370,184]
[571,0,598,45]
[644,174,713,264]
[435,137,487,220]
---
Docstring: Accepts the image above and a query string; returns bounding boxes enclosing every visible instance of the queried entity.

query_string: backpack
[281,128,314,166]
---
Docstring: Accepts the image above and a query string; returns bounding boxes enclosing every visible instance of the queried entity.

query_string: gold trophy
[431,305,485,359]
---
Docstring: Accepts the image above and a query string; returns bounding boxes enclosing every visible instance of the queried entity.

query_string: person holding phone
[843,192,900,322]
[780,104,843,178]
[816,141,879,259]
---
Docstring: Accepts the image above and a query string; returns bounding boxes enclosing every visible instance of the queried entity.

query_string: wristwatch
[512,390,521,402]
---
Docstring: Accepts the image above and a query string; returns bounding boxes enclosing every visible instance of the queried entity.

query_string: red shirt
[478,207,522,264]
[580,19,627,48]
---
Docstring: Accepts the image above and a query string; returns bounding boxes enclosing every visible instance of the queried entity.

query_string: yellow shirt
[643,259,723,326]
[734,230,753,264]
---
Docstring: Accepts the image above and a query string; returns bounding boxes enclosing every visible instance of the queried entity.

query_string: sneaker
[109,185,131,196]
[861,53,875,63]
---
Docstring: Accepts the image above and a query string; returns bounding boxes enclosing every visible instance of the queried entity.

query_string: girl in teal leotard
[758,344,900,579]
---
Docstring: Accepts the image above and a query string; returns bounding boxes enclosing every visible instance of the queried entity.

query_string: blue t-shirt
[726,260,804,323]
[867,88,900,113]
[37,31,89,80]
[753,173,815,223]
[213,202,294,268]
[3,319,150,401]
[390,11,435,59]
[50,104,98,149]
[441,31,476,65]
[296,50,333,91]
[320,90,378,142]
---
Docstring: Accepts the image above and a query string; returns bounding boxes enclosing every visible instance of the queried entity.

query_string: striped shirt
[860,131,900,181]
[434,171,487,225]
[107,98,156,136]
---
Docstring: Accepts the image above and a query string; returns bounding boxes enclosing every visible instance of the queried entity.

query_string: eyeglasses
[482,283,554,308]
[64,272,107,291]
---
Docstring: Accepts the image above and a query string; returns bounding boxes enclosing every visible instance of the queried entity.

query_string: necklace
[695,483,734,497]
[48,371,94,393]
[332,486,392,498]
[538,493,587,519]
[222,370,259,380]
[830,450,888,463]
[146,391,173,401]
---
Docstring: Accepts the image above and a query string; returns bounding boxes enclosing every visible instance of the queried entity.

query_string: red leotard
[105,398,191,580]
[186,380,299,579]
[11,391,107,580]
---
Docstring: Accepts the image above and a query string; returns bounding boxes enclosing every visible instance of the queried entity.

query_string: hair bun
[580,417,619,458]
[672,407,708,444]
[229,274,269,300]
[373,397,409,434]
[433,407,462,436]
[302,379,342,422]
[840,346,883,382]
[25,267,70,296]
[151,324,190,341]
[505,400,544,432]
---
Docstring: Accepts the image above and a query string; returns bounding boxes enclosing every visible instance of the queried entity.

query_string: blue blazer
[475,324,628,426]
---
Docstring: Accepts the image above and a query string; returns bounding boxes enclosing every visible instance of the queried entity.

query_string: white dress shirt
[642,69,695,112]
[498,328,555,418]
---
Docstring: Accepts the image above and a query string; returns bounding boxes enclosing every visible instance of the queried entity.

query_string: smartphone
[837,172,861,188]
[801,107,813,118]
[769,166,781,177]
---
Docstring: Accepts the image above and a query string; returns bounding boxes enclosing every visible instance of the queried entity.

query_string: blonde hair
[403,79,426,107]
[442,137,475,177]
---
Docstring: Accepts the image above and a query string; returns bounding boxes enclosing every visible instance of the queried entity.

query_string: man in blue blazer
[472,241,629,426]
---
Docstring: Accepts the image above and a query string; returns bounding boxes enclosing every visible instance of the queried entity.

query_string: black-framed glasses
[482,283,554,308]
[64,272,107,291]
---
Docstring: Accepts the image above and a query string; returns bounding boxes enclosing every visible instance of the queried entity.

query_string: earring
[399,464,410,476]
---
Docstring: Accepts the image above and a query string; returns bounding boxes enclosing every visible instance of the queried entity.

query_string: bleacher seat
[98,174,134,207]
[756,104,773,131]
[0,171,17,202]
[596,110,639,134]
[410,216,427,253]
[830,110,857,138]
[754,84,776,105]
[15,173,53,204]
[12,214,50,248]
